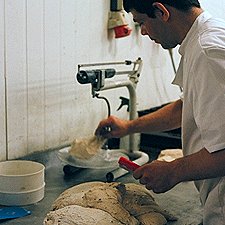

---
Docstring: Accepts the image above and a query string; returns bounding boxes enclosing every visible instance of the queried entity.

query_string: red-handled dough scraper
[118,156,140,172]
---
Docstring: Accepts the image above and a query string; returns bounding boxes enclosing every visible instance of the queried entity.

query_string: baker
[95,0,225,224]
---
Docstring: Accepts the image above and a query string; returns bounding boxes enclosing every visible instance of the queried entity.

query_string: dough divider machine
[59,58,149,181]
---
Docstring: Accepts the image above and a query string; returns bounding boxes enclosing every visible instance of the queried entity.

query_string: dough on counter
[120,183,177,223]
[52,182,138,225]
[138,212,167,225]
[52,181,104,210]
[45,181,176,225]
[44,205,123,225]
[157,149,183,162]
[69,136,106,160]
[82,183,138,225]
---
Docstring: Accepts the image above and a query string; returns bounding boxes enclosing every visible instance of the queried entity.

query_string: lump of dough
[69,136,105,160]
[44,205,123,225]
[52,182,138,225]
[157,149,183,162]
[47,181,176,225]
[82,183,138,225]
[121,183,177,222]
[138,212,167,225]
[52,181,104,210]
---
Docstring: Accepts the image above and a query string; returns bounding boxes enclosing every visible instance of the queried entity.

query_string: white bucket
[0,160,45,206]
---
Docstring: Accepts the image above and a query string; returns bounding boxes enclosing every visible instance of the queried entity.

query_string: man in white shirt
[95,0,225,224]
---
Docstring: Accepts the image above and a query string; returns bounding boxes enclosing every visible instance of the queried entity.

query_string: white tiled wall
[201,0,225,19]
[0,0,6,160]
[0,0,224,160]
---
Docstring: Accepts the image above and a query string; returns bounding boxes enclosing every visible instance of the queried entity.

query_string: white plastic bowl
[0,160,45,206]
[0,183,45,206]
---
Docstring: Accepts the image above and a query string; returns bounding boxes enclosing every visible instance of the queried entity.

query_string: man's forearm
[173,148,225,183]
[128,99,182,134]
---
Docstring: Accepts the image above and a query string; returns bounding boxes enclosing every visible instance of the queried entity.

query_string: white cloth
[173,11,225,225]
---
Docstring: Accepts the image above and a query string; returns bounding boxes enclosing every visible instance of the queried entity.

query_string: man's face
[131,10,178,49]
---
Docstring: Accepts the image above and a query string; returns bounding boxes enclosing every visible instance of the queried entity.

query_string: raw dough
[44,205,123,225]
[82,183,138,225]
[52,182,104,210]
[52,182,138,225]
[45,181,177,225]
[69,136,106,160]
[157,149,183,162]
[120,183,177,223]
[138,212,167,225]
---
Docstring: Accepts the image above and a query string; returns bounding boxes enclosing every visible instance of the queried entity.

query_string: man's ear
[152,2,170,21]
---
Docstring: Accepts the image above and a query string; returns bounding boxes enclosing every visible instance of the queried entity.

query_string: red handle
[118,157,140,172]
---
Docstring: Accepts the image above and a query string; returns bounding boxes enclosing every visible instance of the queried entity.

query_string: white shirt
[173,11,225,224]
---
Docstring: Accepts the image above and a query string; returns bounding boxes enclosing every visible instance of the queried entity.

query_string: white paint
[26,0,45,154]
[43,0,61,150]
[5,0,28,159]
[0,0,224,159]
[201,0,225,20]
[0,0,6,160]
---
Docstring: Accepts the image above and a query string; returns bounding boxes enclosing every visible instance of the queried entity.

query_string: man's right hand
[95,115,130,139]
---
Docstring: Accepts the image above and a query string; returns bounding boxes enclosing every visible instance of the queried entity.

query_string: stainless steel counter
[0,149,203,225]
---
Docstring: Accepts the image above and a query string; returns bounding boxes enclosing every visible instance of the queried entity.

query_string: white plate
[57,147,128,169]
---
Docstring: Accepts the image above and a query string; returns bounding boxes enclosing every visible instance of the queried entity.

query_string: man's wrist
[126,119,137,135]
[171,158,186,184]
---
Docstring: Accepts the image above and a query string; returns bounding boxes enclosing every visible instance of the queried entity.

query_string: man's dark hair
[123,0,201,17]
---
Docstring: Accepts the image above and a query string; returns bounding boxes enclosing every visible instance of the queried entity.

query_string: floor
[0,149,203,225]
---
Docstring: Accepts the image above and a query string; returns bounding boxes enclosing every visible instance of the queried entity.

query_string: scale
[57,58,149,181]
